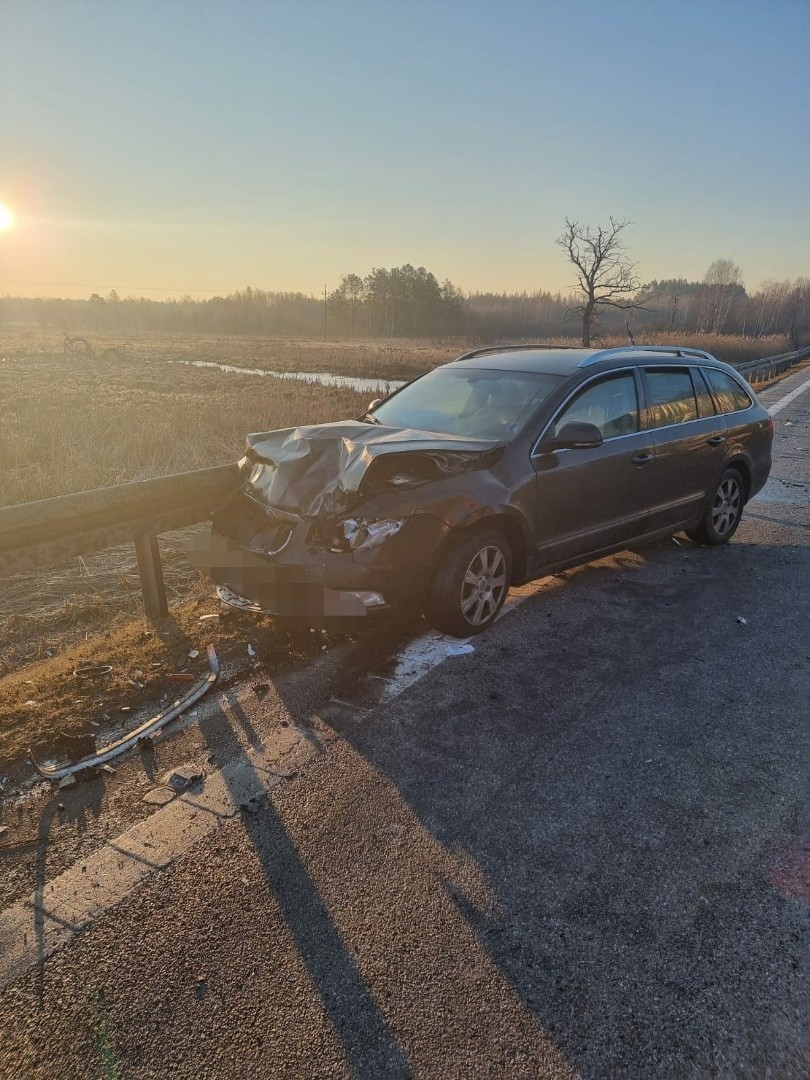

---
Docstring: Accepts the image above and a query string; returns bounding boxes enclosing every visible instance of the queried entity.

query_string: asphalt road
[0,371,808,1079]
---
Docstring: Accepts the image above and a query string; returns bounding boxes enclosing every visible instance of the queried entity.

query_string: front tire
[686,467,745,545]
[425,527,512,637]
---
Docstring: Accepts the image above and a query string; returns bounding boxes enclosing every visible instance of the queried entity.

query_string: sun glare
[0,203,15,231]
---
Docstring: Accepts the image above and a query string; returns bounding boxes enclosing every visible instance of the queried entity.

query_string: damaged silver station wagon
[190,345,773,637]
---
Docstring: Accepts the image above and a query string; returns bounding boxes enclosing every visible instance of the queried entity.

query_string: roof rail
[454,343,579,362]
[577,345,717,368]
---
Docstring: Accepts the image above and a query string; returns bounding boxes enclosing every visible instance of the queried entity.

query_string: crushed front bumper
[216,581,389,618]
[188,501,451,621]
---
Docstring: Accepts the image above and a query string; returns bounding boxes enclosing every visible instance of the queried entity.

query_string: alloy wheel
[711,477,742,537]
[460,545,507,627]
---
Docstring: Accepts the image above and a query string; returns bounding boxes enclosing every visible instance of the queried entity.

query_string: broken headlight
[340,517,405,552]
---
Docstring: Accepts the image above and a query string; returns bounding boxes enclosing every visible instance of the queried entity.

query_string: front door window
[550,373,639,440]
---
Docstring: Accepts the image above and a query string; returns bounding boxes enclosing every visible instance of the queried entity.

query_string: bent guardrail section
[0,464,240,620]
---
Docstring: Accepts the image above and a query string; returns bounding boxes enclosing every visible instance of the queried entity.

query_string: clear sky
[1,0,808,299]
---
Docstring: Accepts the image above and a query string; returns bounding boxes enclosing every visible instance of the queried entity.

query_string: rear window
[692,368,717,419]
[644,369,698,428]
[704,368,753,413]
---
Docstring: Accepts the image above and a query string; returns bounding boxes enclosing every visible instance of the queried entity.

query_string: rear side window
[704,368,753,413]
[644,369,698,428]
[692,368,716,419]
[551,372,639,439]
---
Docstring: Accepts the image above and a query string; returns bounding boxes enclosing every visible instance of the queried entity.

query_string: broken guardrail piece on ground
[29,645,220,782]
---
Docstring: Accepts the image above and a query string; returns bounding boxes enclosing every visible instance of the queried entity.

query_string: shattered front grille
[212,494,297,557]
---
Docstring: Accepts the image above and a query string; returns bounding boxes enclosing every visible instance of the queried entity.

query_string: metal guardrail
[0,464,240,620]
[734,346,810,383]
[0,344,806,624]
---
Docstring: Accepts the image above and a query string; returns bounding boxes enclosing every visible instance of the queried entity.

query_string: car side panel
[722,409,773,499]
[645,415,731,529]
[530,430,659,564]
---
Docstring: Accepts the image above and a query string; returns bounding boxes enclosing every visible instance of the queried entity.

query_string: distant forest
[2,262,808,346]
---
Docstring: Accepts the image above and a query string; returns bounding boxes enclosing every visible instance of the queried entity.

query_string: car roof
[449,345,723,377]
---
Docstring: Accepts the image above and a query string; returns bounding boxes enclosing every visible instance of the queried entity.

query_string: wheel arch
[725,456,752,501]
[430,507,531,585]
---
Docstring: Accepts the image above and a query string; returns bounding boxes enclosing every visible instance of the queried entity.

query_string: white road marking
[0,730,309,992]
[768,373,810,416]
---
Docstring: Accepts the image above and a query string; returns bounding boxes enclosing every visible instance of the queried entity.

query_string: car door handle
[707,435,726,446]
[631,452,654,466]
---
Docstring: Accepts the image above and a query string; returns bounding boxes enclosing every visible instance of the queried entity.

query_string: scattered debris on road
[239,794,262,814]
[737,616,749,626]
[73,664,113,680]
[163,765,204,794]
[446,642,475,656]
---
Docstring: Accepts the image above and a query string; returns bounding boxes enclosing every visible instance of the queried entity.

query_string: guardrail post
[134,533,168,621]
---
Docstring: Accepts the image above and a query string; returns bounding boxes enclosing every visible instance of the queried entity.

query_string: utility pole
[323,284,327,340]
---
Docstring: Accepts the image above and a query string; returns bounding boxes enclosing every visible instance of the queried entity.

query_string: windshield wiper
[360,412,382,425]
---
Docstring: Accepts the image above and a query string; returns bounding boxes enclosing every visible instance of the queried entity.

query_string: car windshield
[370,367,564,438]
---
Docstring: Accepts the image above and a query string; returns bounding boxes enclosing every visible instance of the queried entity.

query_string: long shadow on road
[197,696,410,1077]
[325,539,810,1076]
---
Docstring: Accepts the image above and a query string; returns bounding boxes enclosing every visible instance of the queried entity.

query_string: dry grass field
[0,351,370,719]
[1,326,458,383]
[0,352,371,505]
[1,325,792,383]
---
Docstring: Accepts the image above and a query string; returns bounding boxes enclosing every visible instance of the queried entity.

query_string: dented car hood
[241,421,501,517]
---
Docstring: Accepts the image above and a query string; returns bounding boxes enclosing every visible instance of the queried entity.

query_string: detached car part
[30,645,220,781]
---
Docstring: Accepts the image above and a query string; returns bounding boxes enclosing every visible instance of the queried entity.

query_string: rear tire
[686,467,745,545]
[425,527,512,637]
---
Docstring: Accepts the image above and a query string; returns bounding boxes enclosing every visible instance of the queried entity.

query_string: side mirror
[368,398,382,411]
[540,421,604,452]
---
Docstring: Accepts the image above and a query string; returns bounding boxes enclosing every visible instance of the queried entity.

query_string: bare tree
[556,217,642,345]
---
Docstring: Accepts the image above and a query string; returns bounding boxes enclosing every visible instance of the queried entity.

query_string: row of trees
[327,265,464,337]
[2,254,808,347]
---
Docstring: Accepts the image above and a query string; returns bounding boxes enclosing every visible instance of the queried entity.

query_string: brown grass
[2,326,792,386]
[575,331,791,368]
[0,589,334,769]
[0,352,370,504]
[1,327,458,383]
[0,353,370,689]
